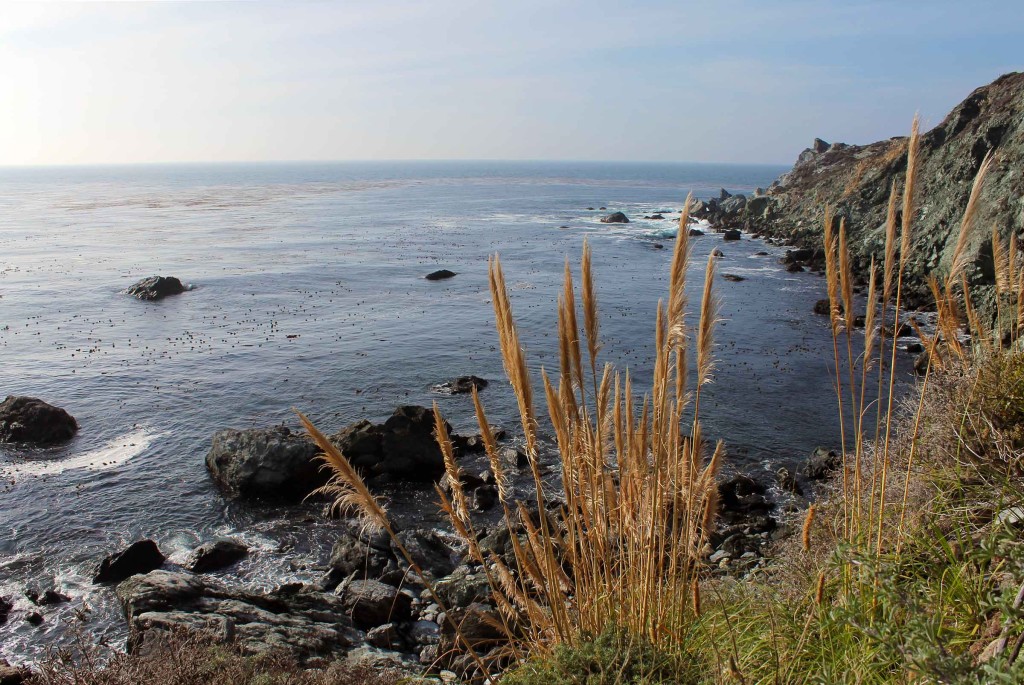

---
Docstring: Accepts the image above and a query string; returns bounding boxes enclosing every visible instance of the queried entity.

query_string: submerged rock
[722,229,742,241]
[124,276,186,301]
[116,570,363,663]
[188,538,249,573]
[425,269,457,281]
[722,273,746,282]
[205,426,326,502]
[94,539,165,584]
[600,211,629,224]
[0,396,78,445]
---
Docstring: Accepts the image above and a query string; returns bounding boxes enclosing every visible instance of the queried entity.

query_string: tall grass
[297,117,1024,682]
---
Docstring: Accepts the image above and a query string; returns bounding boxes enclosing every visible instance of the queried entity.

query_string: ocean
[0,160,910,661]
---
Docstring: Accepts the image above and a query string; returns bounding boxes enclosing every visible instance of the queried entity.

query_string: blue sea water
[0,160,911,660]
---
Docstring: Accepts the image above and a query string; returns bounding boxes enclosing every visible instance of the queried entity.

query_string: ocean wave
[0,428,158,481]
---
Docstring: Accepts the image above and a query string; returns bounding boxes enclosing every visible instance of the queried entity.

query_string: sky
[1,1,1021,166]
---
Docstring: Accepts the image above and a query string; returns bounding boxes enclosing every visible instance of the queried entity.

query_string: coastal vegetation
[15,81,1024,683]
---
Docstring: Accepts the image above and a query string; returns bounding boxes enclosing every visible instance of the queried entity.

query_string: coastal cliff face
[747,72,1024,309]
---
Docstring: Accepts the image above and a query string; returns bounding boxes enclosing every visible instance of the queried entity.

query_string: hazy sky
[2,1,1021,166]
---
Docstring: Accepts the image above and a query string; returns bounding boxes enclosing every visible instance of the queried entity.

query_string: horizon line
[0,158,794,170]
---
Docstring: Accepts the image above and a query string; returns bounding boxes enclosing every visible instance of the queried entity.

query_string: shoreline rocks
[188,538,249,573]
[205,426,327,502]
[0,396,78,445]
[431,375,488,395]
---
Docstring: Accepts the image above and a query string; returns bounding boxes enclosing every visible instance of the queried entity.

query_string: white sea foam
[0,428,158,480]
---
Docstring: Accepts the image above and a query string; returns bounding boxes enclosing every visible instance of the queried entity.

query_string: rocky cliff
[740,72,1024,310]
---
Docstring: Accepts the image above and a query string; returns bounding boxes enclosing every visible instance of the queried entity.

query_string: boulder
[326,527,397,584]
[0,596,11,626]
[188,538,249,573]
[93,539,165,584]
[0,658,28,685]
[435,566,491,608]
[786,263,805,273]
[688,228,705,236]
[802,447,841,480]
[813,299,831,316]
[711,248,725,258]
[329,419,385,473]
[116,570,363,663]
[124,276,186,301]
[425,270,457,281]
[339,579,413,628]
[432,376,488,395]
[717,474,772,524]
[722,274,745,282]
[378,406,449,480]
[25,586,70,606]
[719,195,747,215]
[205,426,325,502]
[722,229,742,241]
[0,396,78,445]
[600,212,629,224]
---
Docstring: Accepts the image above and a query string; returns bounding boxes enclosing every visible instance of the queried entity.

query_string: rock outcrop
[0,396,78,445]
[742,72,1024,310]
[116,570,364,663]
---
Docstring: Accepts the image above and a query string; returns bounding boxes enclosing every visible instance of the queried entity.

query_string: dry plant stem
[823,207,851,537]
[876,116,921,554]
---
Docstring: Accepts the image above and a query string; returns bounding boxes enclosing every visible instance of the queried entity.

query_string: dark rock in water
[600,211,629,224]
[914,351,931,375]
[722,229,742,241]
[853,314,867,328]
[883,322,914,337]
[755,251,769,256]
[599,206,607,210]
[501,445,530,468]
[652,243,664,249]
[205,426,325,502]
[379,406,449,480]
[786,262,805,273]
[339,579,412,628]
[116,570,363,663]
[124,276,186,301]
[331,407,465,482]
[649,213,664,220]
[0,396,78,445]
[94,539,165,584]
[24,612,43,627]
[813,299,831,316]
[722,273,745,282]
[688,228,704,236]
[0,658,28,684]
[783,248,816,264]
[425,269,457,281]
[905,341,925,354]
[25,586,70,606]
[188,538,249,573]
[802,447,841,480]
[433,375,488,395]
[330,419,384,471]
[0,596,11,626]
[586,207,594,210]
